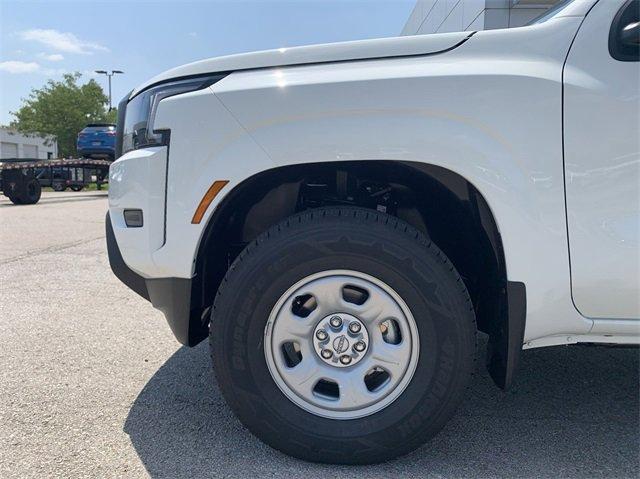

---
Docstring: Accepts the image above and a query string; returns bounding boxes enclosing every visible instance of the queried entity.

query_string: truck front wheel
[210,207,476,464]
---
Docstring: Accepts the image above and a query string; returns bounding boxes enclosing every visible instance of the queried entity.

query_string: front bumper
[106,212,195,345]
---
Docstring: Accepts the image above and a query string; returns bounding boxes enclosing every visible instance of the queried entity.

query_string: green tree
[10,73,116,157]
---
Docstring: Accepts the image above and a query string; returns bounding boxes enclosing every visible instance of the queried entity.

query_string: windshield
[528,0,576,25]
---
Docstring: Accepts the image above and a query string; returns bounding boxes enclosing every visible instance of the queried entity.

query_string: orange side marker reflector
[191,180,229,224]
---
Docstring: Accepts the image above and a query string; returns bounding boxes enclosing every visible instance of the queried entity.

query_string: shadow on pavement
[0,193,108,207]
[124,338,639,478]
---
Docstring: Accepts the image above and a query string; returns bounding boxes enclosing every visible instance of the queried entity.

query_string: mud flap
[486,281,527,390]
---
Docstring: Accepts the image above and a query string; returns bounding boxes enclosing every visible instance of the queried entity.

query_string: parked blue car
[77,123,116,160]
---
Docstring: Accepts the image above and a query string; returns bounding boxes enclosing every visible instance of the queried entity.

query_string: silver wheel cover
[264,270,420,420]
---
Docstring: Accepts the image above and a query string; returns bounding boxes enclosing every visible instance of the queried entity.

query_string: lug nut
[315,329,328,341]
[348,322,361,334]
[321,349,333,359]
[353,341,366,353]
[339,355,352,365]
[329,316,343,329]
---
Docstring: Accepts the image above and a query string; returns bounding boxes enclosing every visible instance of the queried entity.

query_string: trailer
[0,158,111,205]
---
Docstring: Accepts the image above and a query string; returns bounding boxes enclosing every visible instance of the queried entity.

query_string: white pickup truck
[107,0,639,464]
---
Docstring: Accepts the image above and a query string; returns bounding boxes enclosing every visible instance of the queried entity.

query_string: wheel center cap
[312,313,369,368]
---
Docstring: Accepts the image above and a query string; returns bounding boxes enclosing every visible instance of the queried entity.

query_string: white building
[0,127,58,160]
[402,0,559,35]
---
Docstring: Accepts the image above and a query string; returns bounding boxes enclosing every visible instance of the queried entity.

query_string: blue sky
[0,0,415,124]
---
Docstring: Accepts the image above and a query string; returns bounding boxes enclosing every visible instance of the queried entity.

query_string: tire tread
[210,206,477,464]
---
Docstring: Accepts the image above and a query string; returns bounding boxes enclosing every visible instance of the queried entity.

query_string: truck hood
[130,31,472,98]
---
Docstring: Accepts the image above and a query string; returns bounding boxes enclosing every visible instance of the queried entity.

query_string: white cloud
[19,29,108,55]
[0,61,40,74]
[42,67,70,76]
[38,52,65,62]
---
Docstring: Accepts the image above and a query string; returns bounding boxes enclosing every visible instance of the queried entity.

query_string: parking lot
[0,191,638,478]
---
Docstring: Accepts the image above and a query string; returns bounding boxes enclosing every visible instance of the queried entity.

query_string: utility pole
[95,70,124,111]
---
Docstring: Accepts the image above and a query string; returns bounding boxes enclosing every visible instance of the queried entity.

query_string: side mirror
[620,21,640,46]
[610,1,640,62]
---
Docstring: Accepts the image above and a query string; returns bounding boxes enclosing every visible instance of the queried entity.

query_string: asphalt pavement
[0,191,638,478]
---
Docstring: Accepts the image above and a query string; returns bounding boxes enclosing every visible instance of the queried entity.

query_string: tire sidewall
[25,179,41,204]
[212,209,475,462]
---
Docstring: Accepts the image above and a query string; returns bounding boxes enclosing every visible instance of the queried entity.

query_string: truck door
[563,0,639,319]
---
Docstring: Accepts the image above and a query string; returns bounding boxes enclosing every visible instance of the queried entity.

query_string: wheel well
[190,160,508,349]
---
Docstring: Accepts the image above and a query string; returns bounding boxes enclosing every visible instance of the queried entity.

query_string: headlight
[117,74,227,158]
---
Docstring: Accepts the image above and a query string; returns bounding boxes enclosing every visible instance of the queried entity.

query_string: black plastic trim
[130,72,230,100]
[609,0,639,62]
[486,281,527,390]
[106,212,194,345]
[106,212,149,300]
[145,277,192,346]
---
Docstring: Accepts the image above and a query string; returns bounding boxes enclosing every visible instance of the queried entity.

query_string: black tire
[18,178,41,204]
[210,207,476,464]
[7,194,22,205]
[52,183,66,192]
[70,185,84,192]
